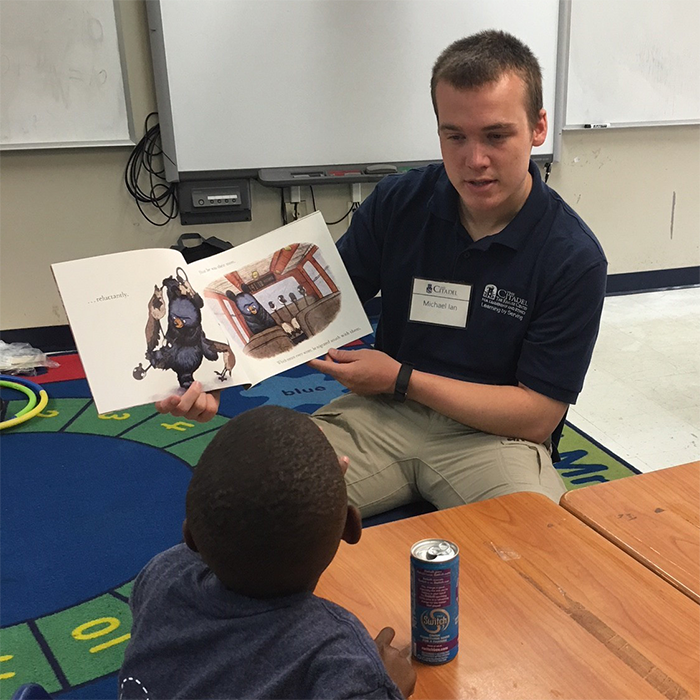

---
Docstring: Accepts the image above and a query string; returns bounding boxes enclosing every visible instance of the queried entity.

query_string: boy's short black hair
[186,406,347,598]
[431,30,543,128]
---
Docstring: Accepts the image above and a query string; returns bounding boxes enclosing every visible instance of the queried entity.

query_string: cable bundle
[124,112,179,226]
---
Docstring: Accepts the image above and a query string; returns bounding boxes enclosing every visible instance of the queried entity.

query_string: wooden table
[561,462,700,604]
[316,492,699,700]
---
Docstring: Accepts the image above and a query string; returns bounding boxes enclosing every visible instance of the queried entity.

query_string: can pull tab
[426,542,451,560]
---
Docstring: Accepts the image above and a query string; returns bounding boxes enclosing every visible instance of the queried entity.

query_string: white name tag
[408,278,471,328]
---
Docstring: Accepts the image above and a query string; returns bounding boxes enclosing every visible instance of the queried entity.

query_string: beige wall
[548,126,699,274]
[1,0,698,331]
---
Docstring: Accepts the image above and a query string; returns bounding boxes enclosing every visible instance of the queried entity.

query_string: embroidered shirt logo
[483,284,497,300]
[120,676,151,699]
[481,284,528,321]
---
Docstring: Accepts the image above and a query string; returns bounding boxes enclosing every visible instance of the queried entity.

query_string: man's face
[435,73,547,223]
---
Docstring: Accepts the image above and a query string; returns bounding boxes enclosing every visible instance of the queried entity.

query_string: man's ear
[532,108,548,148]
[341,505,362,545]
[182,519,199,552]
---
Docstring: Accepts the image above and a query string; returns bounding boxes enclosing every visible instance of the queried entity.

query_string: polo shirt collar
[429,160,548,250]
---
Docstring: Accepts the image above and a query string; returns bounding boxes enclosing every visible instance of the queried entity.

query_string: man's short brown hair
[431,30,543,128]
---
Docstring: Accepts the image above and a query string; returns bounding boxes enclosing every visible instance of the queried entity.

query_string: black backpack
[170,233,232,263]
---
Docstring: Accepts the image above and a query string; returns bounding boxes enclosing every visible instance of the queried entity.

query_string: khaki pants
[312,393,566,517]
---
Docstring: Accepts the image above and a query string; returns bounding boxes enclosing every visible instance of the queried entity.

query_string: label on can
[411,539,459,665]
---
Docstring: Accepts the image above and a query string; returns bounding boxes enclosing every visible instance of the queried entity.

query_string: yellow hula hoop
[0,379,37,417]
[0,388,49,431]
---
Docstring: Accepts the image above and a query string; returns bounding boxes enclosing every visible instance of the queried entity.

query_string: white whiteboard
[148,0,560,178]
[565,0,700,127]
[0,0,133,149]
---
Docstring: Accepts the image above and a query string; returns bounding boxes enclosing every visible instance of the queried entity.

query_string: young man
[306,30,606,515]
[159,31,607,517]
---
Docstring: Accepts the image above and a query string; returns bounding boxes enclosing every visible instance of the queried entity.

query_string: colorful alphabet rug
[0,349,639,699]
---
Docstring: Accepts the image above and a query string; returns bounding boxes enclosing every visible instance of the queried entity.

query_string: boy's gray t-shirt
[118,544,404,700]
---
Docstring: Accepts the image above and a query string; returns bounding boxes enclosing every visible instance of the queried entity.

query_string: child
[119,405,415,699]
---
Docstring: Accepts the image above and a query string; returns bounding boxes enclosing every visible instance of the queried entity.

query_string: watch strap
[393,363,414,403]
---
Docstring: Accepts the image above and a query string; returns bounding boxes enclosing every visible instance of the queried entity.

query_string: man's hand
[308,348,400,396]
[374,627,416,698]
[155,381,220,423]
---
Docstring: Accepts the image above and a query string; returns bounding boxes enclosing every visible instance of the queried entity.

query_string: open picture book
[51,212,372,414]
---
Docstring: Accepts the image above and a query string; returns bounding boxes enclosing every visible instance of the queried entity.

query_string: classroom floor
[570,286,700,473]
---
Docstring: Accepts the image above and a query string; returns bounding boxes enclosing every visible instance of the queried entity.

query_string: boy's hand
[155,381,220,423]
[374,627,416,698]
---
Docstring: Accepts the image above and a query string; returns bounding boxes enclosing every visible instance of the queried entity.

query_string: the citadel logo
[426,283,433,294]
[481,284,528,321]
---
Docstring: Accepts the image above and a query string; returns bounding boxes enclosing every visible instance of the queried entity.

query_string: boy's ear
[182,519,199,552]
[341,505,362,545]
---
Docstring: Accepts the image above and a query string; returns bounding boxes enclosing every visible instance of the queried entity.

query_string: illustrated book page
[51,247,246,414]
[51,212,371,413]
[188,211,372,386]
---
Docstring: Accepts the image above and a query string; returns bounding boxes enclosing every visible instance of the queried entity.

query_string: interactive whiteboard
[147,0,560,180]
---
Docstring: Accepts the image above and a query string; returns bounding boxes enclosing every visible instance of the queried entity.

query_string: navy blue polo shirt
[337,161,607,405]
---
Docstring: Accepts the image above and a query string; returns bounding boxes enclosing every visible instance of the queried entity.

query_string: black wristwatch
[393,363,414,403]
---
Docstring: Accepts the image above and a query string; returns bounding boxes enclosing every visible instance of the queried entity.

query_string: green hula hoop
[0,379,37,416]
[0,380,48,430]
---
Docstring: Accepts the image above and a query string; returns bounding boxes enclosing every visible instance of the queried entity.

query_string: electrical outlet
[285,186,302,203]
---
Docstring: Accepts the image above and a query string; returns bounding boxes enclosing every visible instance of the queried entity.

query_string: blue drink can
[410,538,459,665]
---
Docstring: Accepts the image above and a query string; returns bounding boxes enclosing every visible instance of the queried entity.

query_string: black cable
[124,112,179,226]
[280,190,289,225]
[325,201,359,226]
[279,186,357,227]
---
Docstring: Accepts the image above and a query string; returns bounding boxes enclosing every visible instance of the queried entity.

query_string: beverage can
[410,538,459,664]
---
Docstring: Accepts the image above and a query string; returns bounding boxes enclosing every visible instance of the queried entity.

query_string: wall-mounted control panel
[192,187,242,208]
[177,178,252,224]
